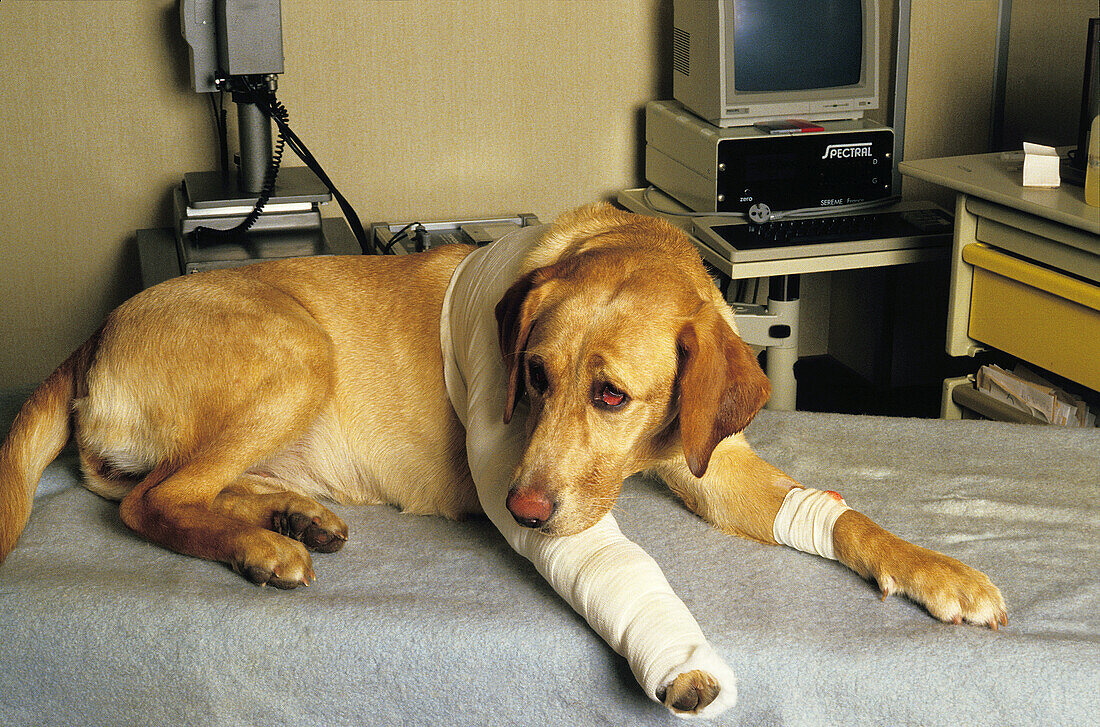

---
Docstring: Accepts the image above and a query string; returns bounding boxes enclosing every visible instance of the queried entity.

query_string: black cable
[246,80,372,254]
[381,222,416,254]
[277,121,373,254]
[192,77,374,255]
[208,91,229,181]
[192,82,285,245]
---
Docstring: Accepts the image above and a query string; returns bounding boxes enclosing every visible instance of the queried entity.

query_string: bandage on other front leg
[771,487,851,560]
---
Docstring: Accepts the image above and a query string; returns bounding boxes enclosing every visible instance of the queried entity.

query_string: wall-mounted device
[672,0,879,128]
[181,0,287,196]
[646,100,893,215]
[153,0,361,279]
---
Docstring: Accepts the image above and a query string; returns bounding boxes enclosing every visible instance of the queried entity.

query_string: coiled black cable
[191,77,371,253]
[234,90,288,234]
[191,81,286,245]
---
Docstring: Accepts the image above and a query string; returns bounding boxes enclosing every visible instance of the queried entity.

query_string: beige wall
[0,0,670,389]
[1,2,215,390]
[1002,0,1097,150]
[900,0,1002,206]
[0,1,1092,390]
[901,0,1096,204]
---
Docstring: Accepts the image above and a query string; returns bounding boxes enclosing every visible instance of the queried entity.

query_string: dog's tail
[0,337,93,564]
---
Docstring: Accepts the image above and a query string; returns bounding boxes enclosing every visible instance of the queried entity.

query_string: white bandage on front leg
[499,513,738,719]
[457,402,738,716]
[772,486,852,560]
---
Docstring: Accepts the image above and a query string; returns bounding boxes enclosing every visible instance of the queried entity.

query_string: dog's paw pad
[657,669,721,715]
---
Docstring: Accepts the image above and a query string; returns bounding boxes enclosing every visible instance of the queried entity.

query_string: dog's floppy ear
[495,268,552,424]
[677,310,771,478]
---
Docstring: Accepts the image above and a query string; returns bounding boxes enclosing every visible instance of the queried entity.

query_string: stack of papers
[976,364,1095,427]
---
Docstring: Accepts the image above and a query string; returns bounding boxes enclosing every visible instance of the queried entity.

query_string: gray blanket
[1,391,1097,726]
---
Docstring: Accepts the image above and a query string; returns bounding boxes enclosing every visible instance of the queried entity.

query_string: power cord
[191,82,285,245]
[208,91,230,182]
[380,222,427,254]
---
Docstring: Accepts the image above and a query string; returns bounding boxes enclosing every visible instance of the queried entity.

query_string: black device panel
[716,128,893,214]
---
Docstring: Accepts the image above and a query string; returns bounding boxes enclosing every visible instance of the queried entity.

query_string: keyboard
[718,208,953,249]
[691,203,955,266]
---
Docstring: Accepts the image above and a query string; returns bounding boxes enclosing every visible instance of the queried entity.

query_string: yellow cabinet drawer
[962,243,1100,391]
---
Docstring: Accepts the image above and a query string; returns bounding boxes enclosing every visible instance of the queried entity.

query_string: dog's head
[494,205,770,536]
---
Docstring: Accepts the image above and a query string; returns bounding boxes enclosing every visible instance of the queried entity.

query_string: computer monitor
[673,0,880,127]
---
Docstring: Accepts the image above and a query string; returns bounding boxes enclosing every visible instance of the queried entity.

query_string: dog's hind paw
[231,531,316,589]
[273,507,348,553]
[214,485,349,554]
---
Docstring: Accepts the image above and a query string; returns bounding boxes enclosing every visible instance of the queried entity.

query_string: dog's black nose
[506,486,556,529]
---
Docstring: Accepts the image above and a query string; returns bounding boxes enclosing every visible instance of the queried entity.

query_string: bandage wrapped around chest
[440,229,736,717]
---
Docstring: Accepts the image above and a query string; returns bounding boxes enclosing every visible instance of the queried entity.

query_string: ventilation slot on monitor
[673,27,691,76]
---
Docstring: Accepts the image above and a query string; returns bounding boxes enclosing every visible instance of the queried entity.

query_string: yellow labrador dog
[0,204,1005,715]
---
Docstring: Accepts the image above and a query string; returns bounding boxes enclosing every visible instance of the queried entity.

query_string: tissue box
[1022,142,1060,187]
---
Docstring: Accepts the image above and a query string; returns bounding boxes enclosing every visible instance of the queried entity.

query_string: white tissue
[1022,142,1060,187]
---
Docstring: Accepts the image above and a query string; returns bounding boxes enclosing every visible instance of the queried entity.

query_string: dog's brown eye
[527,358,549,396]
[595,383,628,410]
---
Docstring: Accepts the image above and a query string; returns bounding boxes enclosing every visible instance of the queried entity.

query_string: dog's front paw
[657,670,721,715]
[878,544,1007,629]
[231,530,315,589]
[655,643,737,718]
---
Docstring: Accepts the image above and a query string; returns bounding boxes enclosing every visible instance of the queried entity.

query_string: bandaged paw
[656,643,738,718]
[509,513,739,719]
[772,486,851,560]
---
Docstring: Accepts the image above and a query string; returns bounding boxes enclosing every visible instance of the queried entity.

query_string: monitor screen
[732,0,863,93]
